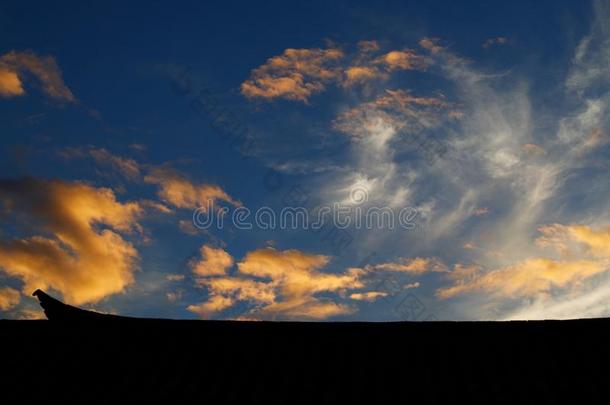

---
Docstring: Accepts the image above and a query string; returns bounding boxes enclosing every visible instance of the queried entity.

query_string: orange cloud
[0,178,142,305]
[187,294,234,316]
[419,37,445,54]
[190,245,234,276]
[333,89,456,139]
[242,43,431,101]
[15,308,45,320]
[537,224,610,258]
[436,258,607,299]
[0,287,20,310]
[439,224,610,300]
[0,51,75,102]
[0,68,24,97]
[343,66,384,86]
[241,47,344,101]
[189,248,365,320]
[374,257,447,274]
[376,50,428,71]
[144,167,240,210]
[350,291,388,301]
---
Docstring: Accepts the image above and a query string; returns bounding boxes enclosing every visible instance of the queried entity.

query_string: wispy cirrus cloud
[373,257,447,274]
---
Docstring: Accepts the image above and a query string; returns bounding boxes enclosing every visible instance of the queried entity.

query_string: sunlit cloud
[437,258,608,300]
[241,43,430,102]
[0,68,24,97]
[144,167,240,210]
[342,66,385,87]
[375,49,428,71]
[241,47,344,101]
[537,224,610,259]
[188,247,365,320]
[190,245,234,276]
[0,50,75,102]
[349,291,388,301]
[0,178,142,305]
[0,287,20,311]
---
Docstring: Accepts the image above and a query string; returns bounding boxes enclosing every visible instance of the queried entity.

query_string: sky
[1,0,610,321]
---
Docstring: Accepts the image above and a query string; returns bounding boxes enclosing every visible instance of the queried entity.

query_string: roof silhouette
[1,289,605,403]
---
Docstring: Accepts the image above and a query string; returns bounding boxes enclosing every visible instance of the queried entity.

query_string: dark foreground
[1,292,608,403]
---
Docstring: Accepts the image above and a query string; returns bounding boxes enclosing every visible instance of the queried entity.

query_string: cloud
[89,148,141,181]
[141,200,172,214]
[566,0,610,94]
[373,257,447,274]
[0,287,20,310]
[178,219,198,235]
[58,147,143,182]
[188,248,364,320]
[537,224,610,258]
[15,308,45,320]
[357,40,380,53]
[187,294,234,316]
[0,51,75,102]
[241,47,344,101]
[472,207,489,216]
[0,178,142,305]
[190,245,234,276]
[375,50,428,71]
[144,167,240,210]
[0,68,24,97]
[436,258,608,300]
[342,66,384,87]
[419,37,445,54]
[349,291,388,301]
[483,37,508,49]
[166,291,182,302]
[333,89,457,139]
[521,143,546,156]
[437,223,610,302]
[241,43,430,101]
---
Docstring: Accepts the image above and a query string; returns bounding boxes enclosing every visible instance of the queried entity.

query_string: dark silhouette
[32,289,131,321]
[0,289,607,403]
